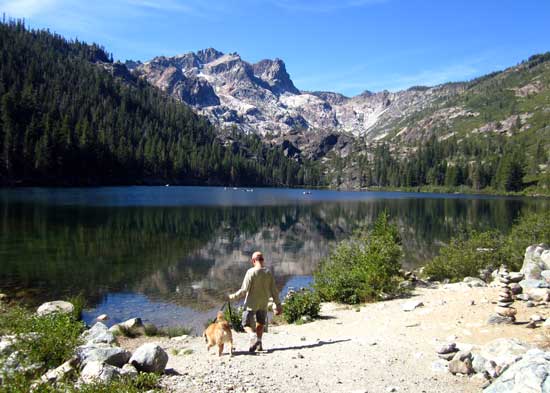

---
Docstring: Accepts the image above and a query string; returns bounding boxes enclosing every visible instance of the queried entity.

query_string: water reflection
[0,187,545,327]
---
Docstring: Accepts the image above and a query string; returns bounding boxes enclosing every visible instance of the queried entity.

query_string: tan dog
[204,311,233,356]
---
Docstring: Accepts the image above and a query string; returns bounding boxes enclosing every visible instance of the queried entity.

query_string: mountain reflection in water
[0,187,545,329]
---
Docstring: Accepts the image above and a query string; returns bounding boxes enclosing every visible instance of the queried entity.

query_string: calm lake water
[0,186,547,332]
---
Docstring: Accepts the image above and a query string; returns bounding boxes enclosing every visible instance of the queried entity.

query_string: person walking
[229,251,282,352]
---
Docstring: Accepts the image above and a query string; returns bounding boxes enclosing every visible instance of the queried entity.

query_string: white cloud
[0,0,59,18]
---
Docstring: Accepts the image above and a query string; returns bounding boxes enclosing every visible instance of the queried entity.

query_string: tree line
[0,20,318,187]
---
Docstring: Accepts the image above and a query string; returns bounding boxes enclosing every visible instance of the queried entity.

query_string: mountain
[130,48,466,145]
[131,48,549,193]
[0,21,312,187]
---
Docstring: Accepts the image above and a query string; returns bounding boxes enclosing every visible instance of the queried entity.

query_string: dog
[203,311,233,356]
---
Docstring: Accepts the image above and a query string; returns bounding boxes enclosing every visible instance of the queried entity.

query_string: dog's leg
[218,343,224,356]
[229,341,233,357]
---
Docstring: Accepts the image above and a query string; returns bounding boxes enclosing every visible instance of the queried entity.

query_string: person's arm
[269,273,283,315]
[229,270,252,301]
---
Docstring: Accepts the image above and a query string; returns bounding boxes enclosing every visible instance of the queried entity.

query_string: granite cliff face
[130,49,464,149]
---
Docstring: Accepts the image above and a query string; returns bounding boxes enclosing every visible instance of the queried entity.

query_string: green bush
[282,289,320,323]
[502,211,550,270]
[223,305,244,332]
[0,306,84,372]
[314,212,403,304]
[423,211,550,281]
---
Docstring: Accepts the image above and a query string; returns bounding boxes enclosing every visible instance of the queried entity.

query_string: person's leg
[254,310,267,351]
[242,310,259,352]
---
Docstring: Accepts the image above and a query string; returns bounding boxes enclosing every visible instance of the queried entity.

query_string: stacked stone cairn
[489,265,517,324]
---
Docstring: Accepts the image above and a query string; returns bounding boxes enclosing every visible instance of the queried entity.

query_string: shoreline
[116,282,548,393]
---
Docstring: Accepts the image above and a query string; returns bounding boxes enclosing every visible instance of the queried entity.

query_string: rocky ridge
[128,48,465,154]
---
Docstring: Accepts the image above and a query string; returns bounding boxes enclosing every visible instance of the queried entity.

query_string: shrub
[282,289,320,323]
[314,212,403,304]
[0,305,84,372]
[66,293,86,320]
[155,325,192,338]
[223,305,244,332]
[423,211,550,281]
[423,230,507,281]
[502,211,550,270]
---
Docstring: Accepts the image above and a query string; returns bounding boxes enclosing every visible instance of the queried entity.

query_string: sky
[1,0,549,96]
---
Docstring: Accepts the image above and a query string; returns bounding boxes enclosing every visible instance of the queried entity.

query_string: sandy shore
[120,283,548,393]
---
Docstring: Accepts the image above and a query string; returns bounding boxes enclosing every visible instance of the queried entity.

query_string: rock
[526,301,535,307]
[484,360,499,379]
[436,343,457,354]
[40,357,79,384]
[541,270,550,283]
[508,283,522,295]
[438,352,456,361]
[526,321,537,329]
[497,301,513,307]
[449,352,474,375]
[170,335,189,342]
[0,293,9,303]
[472,353,487,374]
[96,314,109,321]
[488,314,515,325]
[464,277,487,287]
[398,280,414,290]
[401,300,424,311]
[508,272,524,283]
[483,349,550,393]
[0,336,16,356]
[119,318,146,336]
[543,319,550,328]
[36,301,74,316]
[80,361,121,384]
[525,287,550,301]
[109,324,122,335]
[520,279,550,289]
[516,293,529,301]
[120,363,138,377]
[480,338,530,368]
[495,306,517,318]
[76,344,131,368]
[530,314,544,322]
[81,322,116,345]
[453,350,473,362]
[129,343,168,373]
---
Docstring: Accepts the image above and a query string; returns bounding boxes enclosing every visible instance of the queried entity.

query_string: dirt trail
[120,283,548,393]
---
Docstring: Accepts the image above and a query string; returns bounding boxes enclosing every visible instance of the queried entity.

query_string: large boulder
[484,349,550,393]
[448,351,473,375]
[129,343,168,373]
[36,301,74,316]
[80,361,121,384]
[76,344,131,368]
[463,277,487,287]
[521,244,550,280]
[480,338,530,368]
[81,322,116,345]
[525,287,550,302]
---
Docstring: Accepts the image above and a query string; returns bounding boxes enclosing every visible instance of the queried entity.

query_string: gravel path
[120,283,548,393]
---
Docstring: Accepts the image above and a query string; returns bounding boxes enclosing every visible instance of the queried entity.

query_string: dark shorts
[242,309,267,328]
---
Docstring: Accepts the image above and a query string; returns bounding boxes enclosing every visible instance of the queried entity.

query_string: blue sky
[1,0,549,96]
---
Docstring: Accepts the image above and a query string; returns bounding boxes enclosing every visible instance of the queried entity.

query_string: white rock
[80,361,121,384]
[81,322,116,345]
[129,343,168,373]
[36,301,74,316]
[96,314,109,321]
[119,318,146,336]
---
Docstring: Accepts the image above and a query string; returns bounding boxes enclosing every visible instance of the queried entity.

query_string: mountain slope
[0,21,312,187]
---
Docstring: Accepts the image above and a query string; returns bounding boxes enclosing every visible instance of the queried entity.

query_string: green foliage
[314,212,403,304]
[424,211,550,281]
[154,325,192,338]
[282,289,320,324]
[423,230,507,281]
[66,293,86,320]
[223,305,244,333]
[0,306,84,372]
[502,211,550,270]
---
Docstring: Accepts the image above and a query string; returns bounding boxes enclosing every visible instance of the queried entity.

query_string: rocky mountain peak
[252,58,299,95]
[196,48,224,64]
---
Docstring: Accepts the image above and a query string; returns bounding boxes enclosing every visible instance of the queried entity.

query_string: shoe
[256,341,264,352]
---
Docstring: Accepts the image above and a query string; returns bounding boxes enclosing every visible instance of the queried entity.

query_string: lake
[0,186,546,332]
